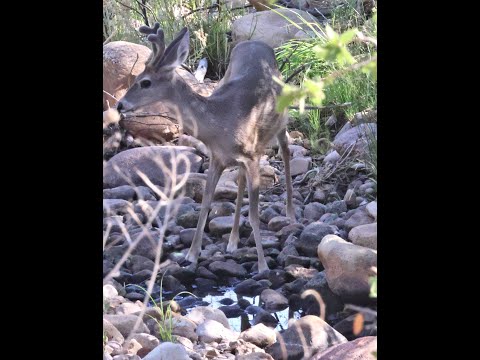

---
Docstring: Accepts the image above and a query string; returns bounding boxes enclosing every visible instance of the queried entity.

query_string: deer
[116,23,295,273]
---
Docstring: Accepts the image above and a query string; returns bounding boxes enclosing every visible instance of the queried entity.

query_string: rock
[176,210,200,228]
[209,215,245,237]
[209,202,236,221]
[290,156,312,176]
[130,333,159,358]
[104,185,137,201]
[104,318,125,344]
[349,223,377,250]
[289,144,308,158]
[236,353,274,360]
[232,8,320,49]
[218,304,245,318]
[285,264,318,280]
[103,41,151,109]
[326,200,347,214]
[366,201,377,220]
[129,255,155,274]
[214,185,239,201]
[103,146,203,189]
[267,216,292,232]
[277,244,300,267]
[196,319,239,343]
[104,284,119,300]
[295,222,336,257]
[115,302,144,316]
[167,314,198,343]
[344,188,357,208]
[131,269,153,283]
[345,209,375,231]
[302,271,344,319]
[141,342,190,360]
[235,278,269,297]
[313,190,326,203]
[260,289,289,312]
[103,315,149,338]
[317,235,377,304]
[252,309,279,328]
[260,207,281,224]
[134,186,157,200]
[209,260,247,277]
[183,173,207,203]
[186,306,231,329]
[284,255,311,267]
[333,313,377,340]
[324,150,341,164]
[240,323,276,348]
[103,199,132,216]
[266,315,347,359]
[304,202,327,221]
[260,164,278,190]
[311,336,377,360]
[333,123,377,158]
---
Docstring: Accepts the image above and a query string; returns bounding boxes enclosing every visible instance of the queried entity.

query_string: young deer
[117,24,295,273]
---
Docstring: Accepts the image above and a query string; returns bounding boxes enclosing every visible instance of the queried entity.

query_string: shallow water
[181,286,301,332]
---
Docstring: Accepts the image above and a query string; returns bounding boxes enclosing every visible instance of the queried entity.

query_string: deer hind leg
[277,128,296,222]
[226,165,246,253]
[244,158,269,273]
[185,158,224,265]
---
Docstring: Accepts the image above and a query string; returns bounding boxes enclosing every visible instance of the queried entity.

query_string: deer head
[116,24,190,115]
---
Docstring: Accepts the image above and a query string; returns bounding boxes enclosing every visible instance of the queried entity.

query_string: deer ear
[158,27,190,72]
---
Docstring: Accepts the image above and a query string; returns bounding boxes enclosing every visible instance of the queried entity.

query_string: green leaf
[369,275,377,298]
[325,25,338,40]
[304,79,325,105]
[339,29,357,45]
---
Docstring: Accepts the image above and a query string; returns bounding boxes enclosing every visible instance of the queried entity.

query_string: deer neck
[168,74,213,143]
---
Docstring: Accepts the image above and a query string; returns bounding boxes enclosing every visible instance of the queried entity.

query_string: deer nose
[116,102,123,112]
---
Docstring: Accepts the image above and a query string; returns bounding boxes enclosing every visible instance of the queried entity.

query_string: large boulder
[311,336,377,360]
[266,315,347,359]
[333,123,377,158]
[142,342,190,360]
[103,41,151,109]
[317,235,377,304]
[348,223,377,250]
[232,8,320,49]
[103,146,203,188]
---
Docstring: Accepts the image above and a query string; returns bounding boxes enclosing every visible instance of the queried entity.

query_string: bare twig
[103,29,118,45]
[114,0,145,19]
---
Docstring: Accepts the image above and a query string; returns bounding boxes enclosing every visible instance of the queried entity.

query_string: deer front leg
[244,159,269,273]
[185,158,224,265]
[277,129,296,222]
[227,166,246,253]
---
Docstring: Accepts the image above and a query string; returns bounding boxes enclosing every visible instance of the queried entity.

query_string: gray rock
[313,190,327,203]
[235,278,269,297]
[103,318,125,344]
[295,222,336,257]
[333,123,377,157]
[104,199,132,216]
[324,150,341,164]
[176,211,199,228]
[129,255,155,274]
[131,269,153,283]
[239,323,276,348]
[267,216,292,232]
[183,173,207,203]
[209,215,245,237]
[349,223,377,250]
[284,255,311,267]
[208,202,236,221]
[290,157,312,176]
[366,201,377,220]
[317,235,377,304]
[141,342,190,360]
[103,315,149,338]
[304,202,327,221]
[284,264,318,280]
[134,186,156,200]
[197,319,239,343]
[345,209,375,231]
[326,200,347,214]
[186,306,231,329]
[277,244,300,267]
[260,207,281,224]
[209,260,247,277]
[103,146,203,188]
[104,186,136,201]
[130,333,159,358]
[289,144,308,158]
[260,289,289,312]
[266,315,347,359]
[311,336,377,360]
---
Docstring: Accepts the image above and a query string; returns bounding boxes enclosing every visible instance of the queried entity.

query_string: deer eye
[140,79,151,89]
